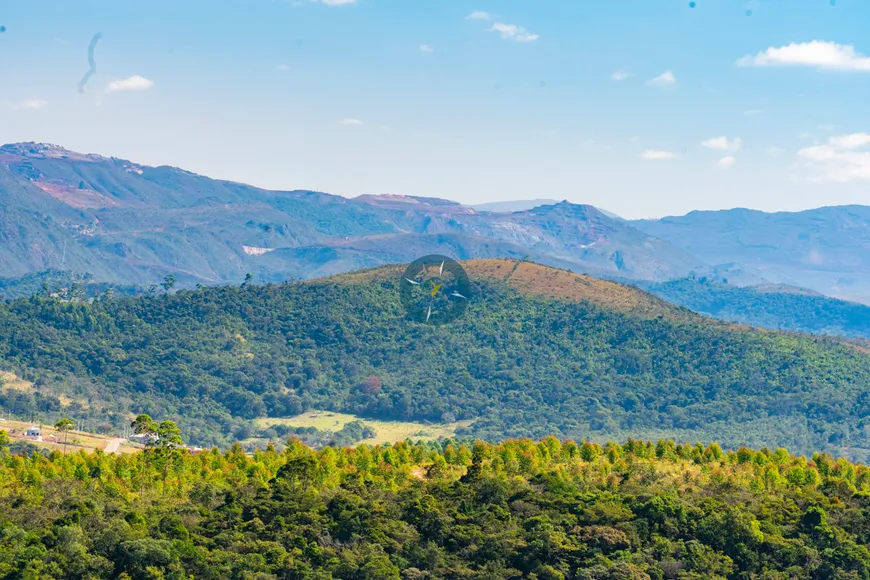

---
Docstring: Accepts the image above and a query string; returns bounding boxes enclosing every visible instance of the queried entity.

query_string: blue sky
[2,0,870,218]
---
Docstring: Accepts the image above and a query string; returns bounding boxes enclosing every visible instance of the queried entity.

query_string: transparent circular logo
[400,255,471,325]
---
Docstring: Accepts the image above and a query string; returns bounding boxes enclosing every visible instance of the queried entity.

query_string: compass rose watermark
[399,255,471,325]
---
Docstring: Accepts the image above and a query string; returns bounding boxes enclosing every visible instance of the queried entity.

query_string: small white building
[24,426,42,441]
[129,433,159,446]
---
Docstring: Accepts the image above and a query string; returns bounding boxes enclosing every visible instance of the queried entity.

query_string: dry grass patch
[257,411,471,446]
[0,371,33,392]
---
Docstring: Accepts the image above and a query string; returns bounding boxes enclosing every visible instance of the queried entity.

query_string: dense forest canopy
[2,260,870,457]
[2,434,870,579]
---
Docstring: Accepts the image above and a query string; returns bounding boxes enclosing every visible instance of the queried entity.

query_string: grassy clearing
[256,411,472,446]
[0,418,135,454]
[0,370,33,392]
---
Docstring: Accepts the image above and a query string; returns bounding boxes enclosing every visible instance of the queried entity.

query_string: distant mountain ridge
[0,142,703,287]
[469,199,624,219]
[5,140,870,315]
[470,199,561,212]
[634,205,870,304]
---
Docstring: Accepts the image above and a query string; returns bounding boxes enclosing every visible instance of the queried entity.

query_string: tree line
[3,432,870,578]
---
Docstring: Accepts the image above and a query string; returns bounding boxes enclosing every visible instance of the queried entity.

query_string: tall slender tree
[155,420,184,496]
[131,414,157,492]
[54,418,75,477]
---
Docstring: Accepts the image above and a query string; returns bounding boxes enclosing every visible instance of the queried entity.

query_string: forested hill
[3,259,870,457]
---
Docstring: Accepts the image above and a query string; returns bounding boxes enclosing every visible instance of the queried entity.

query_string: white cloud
[489,22,539,43]
[13,99,48,110]
[466,10,491,20]
[641,150,675,160]
[765,146,785,157]
[378,125,391,133]
[275,64,291,71]
[716,156,736,169]
[828,133,870,149]
[737,41,870,71]
[796,133,870,182]
[106,75,154,93]
[648,71,676,87]
[340,118,364,126]
[312,0,356,5]
[701,136,742,151]
[419,44,434,54]
[611,69,632,81]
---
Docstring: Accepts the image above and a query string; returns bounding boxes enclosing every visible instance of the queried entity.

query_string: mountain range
[634,207,870,304]
[4,141,870,309]
[0,142,699,288]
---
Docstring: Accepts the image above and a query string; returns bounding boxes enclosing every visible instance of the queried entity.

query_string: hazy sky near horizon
[3,0,870,218]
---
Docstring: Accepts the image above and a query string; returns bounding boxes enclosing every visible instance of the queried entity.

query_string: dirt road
[104,438,124,454]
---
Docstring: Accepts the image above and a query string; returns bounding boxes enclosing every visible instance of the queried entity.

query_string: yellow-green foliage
[3,437,870,578]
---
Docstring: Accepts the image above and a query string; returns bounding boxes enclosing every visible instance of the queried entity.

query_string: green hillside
[0,270,140,300]
[3,435,870,579]
[2,260,870,456]
[635,278,870,339]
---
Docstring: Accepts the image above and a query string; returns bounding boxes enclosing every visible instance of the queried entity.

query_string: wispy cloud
[419,44,434,54]
[701,136,742,151]
[716,156,736,169]
[13,99,48,110]
[311,0,356,5]
[489,22,539,43]
[106,75,154,93]
[378,125,391,133]
[275,64,291,71]
[743,109,763,116]
[340,118,365,126]
[828,133,870,149]
[466,10,491,20]
[737,41,870,71]
[796,132,870,181]
[611,69,633,81]
[648,71,676,87]
[640,150,676,160]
